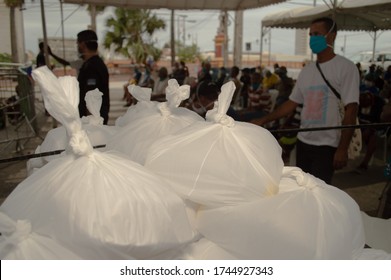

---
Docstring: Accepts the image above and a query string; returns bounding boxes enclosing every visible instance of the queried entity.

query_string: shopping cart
[0,63,38,154]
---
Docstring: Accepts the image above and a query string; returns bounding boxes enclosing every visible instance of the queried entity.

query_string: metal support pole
[39,0,50,67]
[170,10,175,66]
[233,10,243,68]
[60,0,66,74]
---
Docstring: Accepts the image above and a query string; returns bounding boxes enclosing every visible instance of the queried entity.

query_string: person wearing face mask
[251,17,360,184]
[190,81,219,118]
[188,81,236,118]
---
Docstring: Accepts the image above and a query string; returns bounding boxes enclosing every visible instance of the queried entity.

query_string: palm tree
[4,0,24,63]
[104,8,166,64]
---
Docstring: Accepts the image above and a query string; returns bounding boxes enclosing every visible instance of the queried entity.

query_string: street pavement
[0,74,389,216]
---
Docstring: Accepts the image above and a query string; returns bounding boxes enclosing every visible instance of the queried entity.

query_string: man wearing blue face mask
[252,17,360,184]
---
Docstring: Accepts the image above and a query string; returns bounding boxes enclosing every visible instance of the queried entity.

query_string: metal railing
[0,63,39,154]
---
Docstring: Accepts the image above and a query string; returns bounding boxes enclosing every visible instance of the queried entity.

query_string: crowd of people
[122,61,295,122]
[355,63,391,173]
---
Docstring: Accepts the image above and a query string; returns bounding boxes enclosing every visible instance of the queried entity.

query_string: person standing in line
[77,30,110,125]
[252,17,360,184]
[36,42,47,68]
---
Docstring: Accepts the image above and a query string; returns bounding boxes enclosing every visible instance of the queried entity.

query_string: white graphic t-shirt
[290,55,360,147]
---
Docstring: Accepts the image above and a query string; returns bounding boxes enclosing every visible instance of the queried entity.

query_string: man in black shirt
[77,30,110,124]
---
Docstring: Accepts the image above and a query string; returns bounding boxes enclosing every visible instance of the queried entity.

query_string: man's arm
[251,99,298,126]
[334,102,358,169]
[48,47,70,66]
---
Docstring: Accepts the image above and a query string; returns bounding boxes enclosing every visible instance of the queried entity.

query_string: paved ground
[0,73,389,216]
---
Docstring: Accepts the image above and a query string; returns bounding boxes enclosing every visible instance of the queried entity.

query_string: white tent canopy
[260,0,391,61]
[63,0,287,10]
[262,0,391,31]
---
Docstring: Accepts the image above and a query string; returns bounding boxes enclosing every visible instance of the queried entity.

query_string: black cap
[77,30,98,43]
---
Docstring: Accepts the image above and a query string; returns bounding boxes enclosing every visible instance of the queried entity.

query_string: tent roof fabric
[262,0,391,31]
[63,0,286,11]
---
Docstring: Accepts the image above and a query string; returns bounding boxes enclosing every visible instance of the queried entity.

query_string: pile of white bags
[106,80,204,164]
[145,82,367,259]
[1,68,388,259]
[0,67,196,259]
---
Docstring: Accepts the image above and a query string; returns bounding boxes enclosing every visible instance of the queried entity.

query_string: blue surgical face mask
[309,20,335,54]
[309,35,328,54]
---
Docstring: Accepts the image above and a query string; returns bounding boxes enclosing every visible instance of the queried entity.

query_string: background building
[294,29,309,56]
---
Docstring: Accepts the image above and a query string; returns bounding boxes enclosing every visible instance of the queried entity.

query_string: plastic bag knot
[69,130,93,156]
[282,167,324,189]
[158,102,172,117]
[210,112,235,127]
[165,79,190,108]
[0,219,31,250]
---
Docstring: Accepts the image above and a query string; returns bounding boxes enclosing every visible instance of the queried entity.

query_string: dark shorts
[296,140,337,184]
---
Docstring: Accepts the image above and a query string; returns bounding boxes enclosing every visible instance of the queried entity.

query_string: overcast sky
[22,0,391,60]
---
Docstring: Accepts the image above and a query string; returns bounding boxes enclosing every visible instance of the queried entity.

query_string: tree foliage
[4,0,24,8]
[104,8,166,64]
[176,41,203,63]
[0,53,12,63]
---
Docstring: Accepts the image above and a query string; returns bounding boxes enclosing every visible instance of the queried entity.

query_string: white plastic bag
[115,85,160,127]
[145,81,284,207]
[0,212,81,260]
[196,167,366,259]
[361,211,391,253]
[170,238,238,260]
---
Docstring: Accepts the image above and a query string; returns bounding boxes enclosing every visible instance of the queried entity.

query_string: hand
[333,147,348,170]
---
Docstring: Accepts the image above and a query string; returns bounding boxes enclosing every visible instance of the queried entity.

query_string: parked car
[374,52,391,70]
[350,51,391,73]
